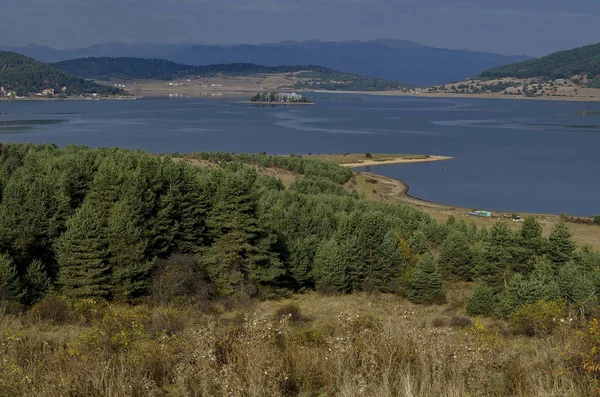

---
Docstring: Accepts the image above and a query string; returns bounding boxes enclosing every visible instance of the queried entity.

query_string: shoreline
[340,155,453,168]
[311,89,600,102]
[0,96,137,102]
[240,101,314,105]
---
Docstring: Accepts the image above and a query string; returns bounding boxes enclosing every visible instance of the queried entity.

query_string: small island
[250,92,312,104]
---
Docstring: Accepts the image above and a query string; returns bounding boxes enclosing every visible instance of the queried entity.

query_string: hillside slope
[479,43,600,82]
[52,57,407,91]
[1,40,530,86]
[0,51,123,97]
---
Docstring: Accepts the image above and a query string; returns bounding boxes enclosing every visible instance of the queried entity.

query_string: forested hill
[51,57,407,91]
[479,42,600,80]
[0,51,123,97]
[0,144,597,322]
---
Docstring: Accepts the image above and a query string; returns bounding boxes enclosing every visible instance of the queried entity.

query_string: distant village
[0,85,125,100]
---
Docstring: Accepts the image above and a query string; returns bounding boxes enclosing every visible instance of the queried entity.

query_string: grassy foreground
[1,287,598,397]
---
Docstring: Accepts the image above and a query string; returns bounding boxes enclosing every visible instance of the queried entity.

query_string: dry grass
[0,289,595,396]
[306,153,429,165]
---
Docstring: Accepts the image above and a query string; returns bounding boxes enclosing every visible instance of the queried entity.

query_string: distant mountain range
[0,40,531,86]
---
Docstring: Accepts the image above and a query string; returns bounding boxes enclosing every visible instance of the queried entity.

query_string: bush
[365,152,373,158]
[450,316,472,328]
[150,254,215,305]
[594,215,600,225]
[432,317,447,328]
[28,294,72,324]
[273,303,304,323]
[509,300,565,336]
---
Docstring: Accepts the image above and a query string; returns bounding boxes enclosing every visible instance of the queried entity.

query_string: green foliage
[0,51,123,96]
[438,231,473,281]
[202,168,285,297]
[547,221,575,267]
[23,259,52,305]
[594,215,600,225]
[509,300,565,336]
[466,281,495,316]
[0,253,21,302]
[250,92,311,103]
[479,43,600,80]
[408,253,446,305]
[0,142,596,314]
[57,202,112,299]
[520,216,546,261]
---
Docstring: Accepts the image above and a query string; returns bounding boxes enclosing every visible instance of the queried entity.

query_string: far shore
[370,91,600,102]
[241,101,314,105]
[339,155,453,168]
[0,95,137,102]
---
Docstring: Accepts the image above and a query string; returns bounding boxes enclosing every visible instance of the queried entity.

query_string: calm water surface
[0,94,599,216]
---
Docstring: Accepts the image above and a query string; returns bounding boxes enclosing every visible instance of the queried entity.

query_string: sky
[1,0,599,56]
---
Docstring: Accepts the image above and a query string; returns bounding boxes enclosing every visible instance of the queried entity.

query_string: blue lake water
[0,94,599,216]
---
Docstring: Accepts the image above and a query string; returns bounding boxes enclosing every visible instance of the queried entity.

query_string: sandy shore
[340,155,453,168]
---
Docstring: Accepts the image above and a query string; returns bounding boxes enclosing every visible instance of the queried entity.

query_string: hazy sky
[1,0,598,56]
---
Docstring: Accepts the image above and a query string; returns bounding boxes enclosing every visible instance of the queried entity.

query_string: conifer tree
[547,221,575,267]
[466,281,495,316]
[558,262,595,306]
[369,229,404,292]
[0,253,21,302]
[313,238,352,293]
[409,229,430,255]
[203,168,285,297]
[107,200,153,301]
[23,259,51,304]
[438,231,473,281]
[57,202,112,299]
[521,216,546,258]
[408,252,446,304]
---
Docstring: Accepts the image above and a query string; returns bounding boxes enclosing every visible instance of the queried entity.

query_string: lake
[0,94,599,216]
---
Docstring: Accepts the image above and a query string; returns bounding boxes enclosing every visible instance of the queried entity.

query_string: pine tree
[176,169,211,253]
[57,202,112,299]
[558,262,595,306]
[313,238,351,293]
[547,221,575,267]
[23,259,51,304]
[408,229,430,255]
[466,281,495,316]
[521,216,545,257]
[369,229,404,292]
[107,200,153,301]
[0,253,21,302]
[202,168,285,297]
[438,231,473,281]
[408,252,446,305]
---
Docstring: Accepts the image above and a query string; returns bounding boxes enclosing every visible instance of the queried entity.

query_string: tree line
[0,51,122,97]
[479,42,600,80]
[0,144,598,321]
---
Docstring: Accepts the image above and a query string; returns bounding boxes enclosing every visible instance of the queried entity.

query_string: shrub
[72,298,107,325]
[28,294,72,324]
[273,303,304,323]
[365,152,373,158]
[594,215,600,225]
[432,317,447,328]
[150,254,215,305]
[450,316,472,328]
[509,300,565,337]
